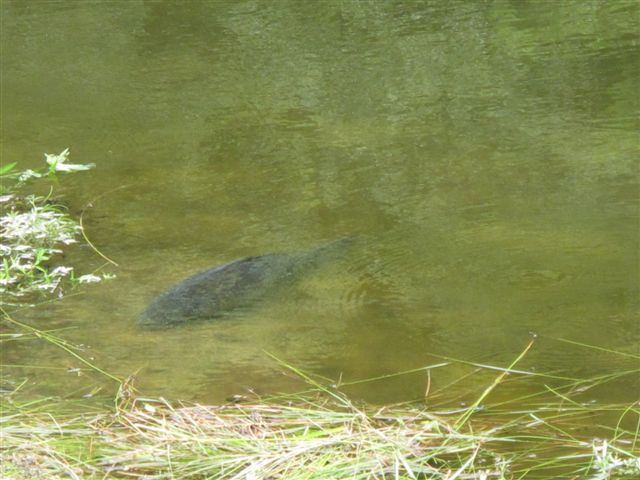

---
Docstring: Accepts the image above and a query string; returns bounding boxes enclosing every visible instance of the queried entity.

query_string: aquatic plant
[0,149,94,194]
[0,150,108,304]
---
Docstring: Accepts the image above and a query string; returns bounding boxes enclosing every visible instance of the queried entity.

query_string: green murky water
[1,1,638,406]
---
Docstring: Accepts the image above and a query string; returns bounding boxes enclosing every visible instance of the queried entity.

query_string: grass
[1,396,507,480]
[1,343,638,479]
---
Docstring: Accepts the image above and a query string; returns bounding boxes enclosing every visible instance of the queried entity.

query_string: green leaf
[0,162,17,175]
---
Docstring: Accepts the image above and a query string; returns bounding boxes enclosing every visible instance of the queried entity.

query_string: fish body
[138,238,351,328]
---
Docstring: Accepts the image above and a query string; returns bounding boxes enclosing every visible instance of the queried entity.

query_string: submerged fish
[138,238,352,328]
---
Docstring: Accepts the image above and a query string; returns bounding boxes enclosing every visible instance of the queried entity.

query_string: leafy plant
[0,149,107,304]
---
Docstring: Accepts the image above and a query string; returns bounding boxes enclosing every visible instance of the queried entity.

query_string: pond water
[2,1,638,408]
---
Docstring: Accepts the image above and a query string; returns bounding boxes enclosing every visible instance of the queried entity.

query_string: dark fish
[138,238,352,328]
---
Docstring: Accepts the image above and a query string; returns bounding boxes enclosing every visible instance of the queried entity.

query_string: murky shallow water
[1,1,638,407]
